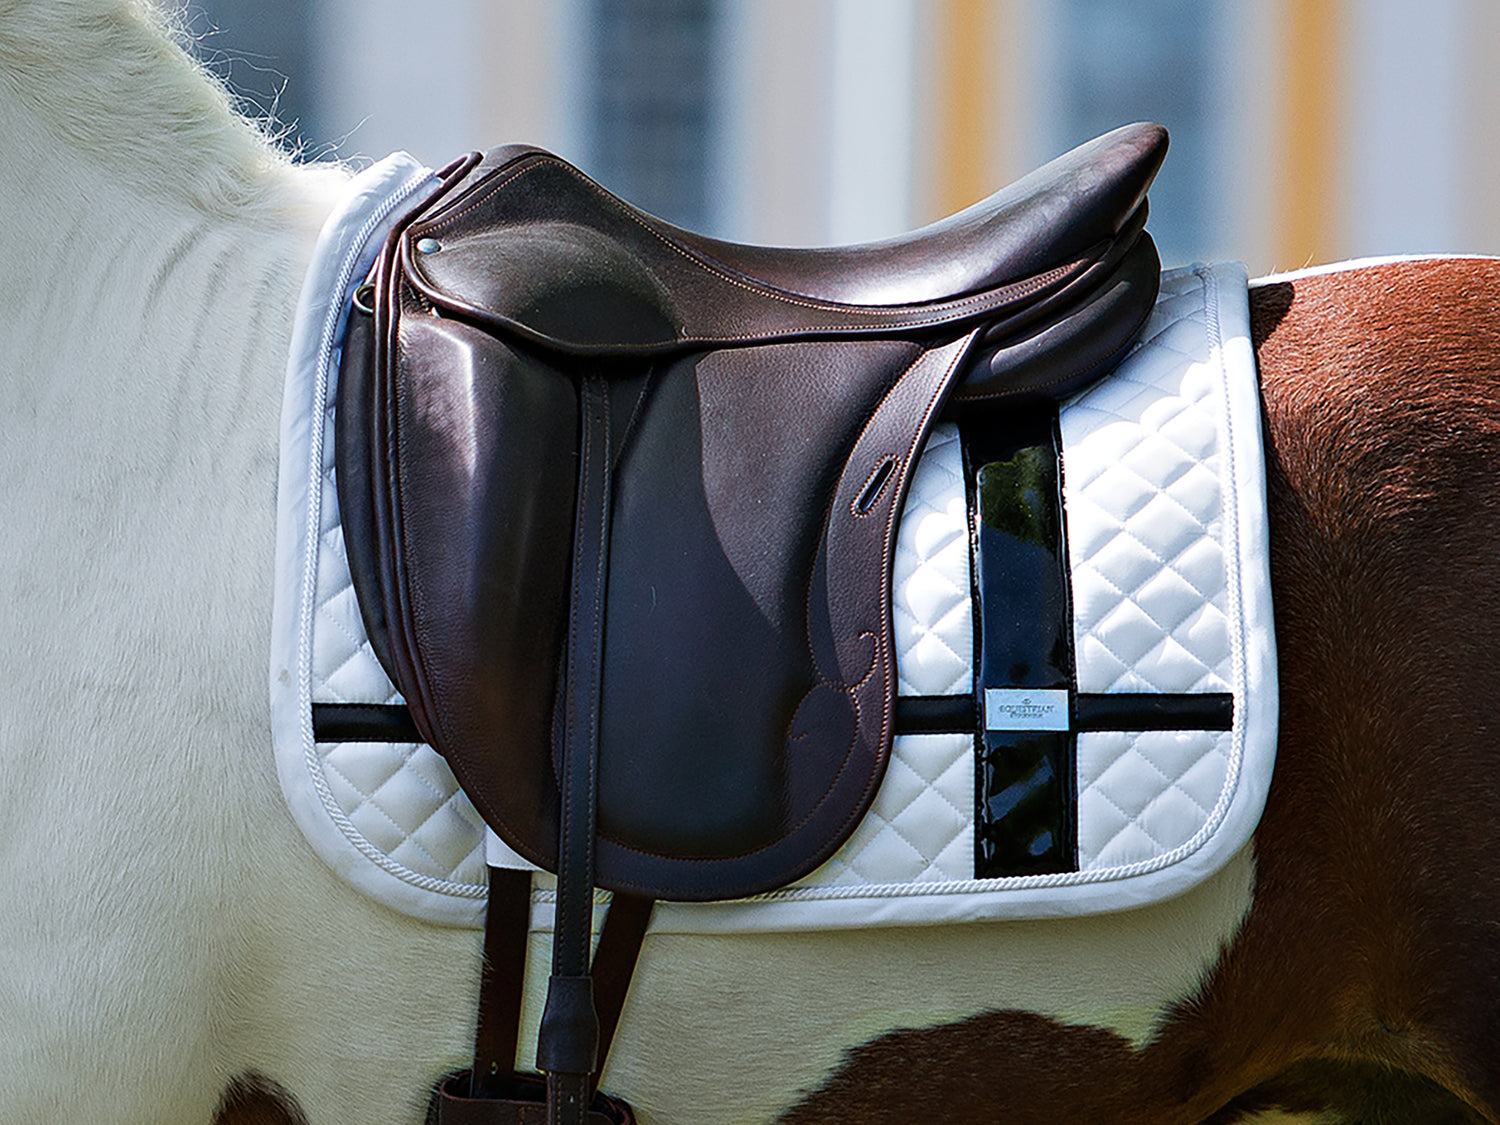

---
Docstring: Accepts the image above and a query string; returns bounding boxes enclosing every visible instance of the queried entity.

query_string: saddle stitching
[831,332,985,853]
[770,332,984,865]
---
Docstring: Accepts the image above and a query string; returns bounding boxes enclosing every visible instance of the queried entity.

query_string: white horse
[7,4,1497,1124]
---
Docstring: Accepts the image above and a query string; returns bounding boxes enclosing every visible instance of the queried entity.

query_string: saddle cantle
[335,122,1166,1122]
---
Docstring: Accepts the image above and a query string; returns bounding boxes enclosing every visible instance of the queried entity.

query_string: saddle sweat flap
[276,181,1274,930]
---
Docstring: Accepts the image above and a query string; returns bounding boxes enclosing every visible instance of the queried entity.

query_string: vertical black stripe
[963,405,1078,878]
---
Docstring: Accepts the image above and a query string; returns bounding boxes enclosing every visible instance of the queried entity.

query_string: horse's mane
[0,0,342,221]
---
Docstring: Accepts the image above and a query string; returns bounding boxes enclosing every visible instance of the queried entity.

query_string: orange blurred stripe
[936,0,993,217]
[1279,0,1343,267]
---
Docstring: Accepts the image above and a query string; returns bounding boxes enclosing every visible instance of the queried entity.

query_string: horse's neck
[0,41,344,643]
[0,91,338,457]
[0,0,344,431]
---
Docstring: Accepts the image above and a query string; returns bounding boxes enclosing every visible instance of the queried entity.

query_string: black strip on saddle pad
[335,122,1167,1124]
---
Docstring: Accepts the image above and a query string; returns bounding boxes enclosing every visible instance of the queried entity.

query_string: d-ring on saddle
[336,122,1168,1124]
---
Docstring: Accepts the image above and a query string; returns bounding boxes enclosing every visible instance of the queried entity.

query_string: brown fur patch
[212,1072,309,1125]
[776,260,1500,1124]
[1203,1059,1483,1125]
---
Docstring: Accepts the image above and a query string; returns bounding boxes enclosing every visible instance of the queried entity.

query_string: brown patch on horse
[212,1072,309,1125]
[776,1010,1222,1124]
[777,260,1500,1124]
[1202,1058,1483,1124]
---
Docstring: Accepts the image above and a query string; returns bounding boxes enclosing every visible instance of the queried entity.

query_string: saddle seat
[619,122,1166,309]
[405,123,1165,350]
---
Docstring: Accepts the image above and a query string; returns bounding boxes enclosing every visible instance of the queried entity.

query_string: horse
[1,2,1497,1123]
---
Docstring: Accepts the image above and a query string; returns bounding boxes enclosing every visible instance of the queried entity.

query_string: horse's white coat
[0,3,1256,1122]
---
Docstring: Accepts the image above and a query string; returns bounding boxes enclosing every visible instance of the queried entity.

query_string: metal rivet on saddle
[416,237,442,254]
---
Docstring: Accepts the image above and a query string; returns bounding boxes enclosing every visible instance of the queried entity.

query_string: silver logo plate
[983,688,1071,732]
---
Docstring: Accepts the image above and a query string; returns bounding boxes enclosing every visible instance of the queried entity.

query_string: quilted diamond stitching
[892,424,973,697]
[1063,276,1231,700]
[1062,266,1237,873]
[1076,731,1231,868]
[802,733,973,885]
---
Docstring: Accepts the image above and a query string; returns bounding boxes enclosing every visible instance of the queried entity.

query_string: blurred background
[176,0,1500,276]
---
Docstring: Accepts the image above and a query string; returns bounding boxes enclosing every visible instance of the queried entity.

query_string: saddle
[335,122,1167,1124]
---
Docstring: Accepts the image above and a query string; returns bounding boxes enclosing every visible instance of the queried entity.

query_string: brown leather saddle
[336,122,1167,1124]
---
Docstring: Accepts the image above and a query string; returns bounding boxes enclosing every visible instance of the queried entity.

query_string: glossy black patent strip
[1075,693,1234,731]
[312,702,423,743]
[963,403,1076,879]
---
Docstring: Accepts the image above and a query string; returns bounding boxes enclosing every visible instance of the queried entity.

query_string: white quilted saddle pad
[271,156,1276,931]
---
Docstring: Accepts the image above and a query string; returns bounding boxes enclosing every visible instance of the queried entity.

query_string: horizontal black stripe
[312,702,423,743]
[316,692,1234,744]
[894,693,1234,735]
[895,694,977,734]
[1074,693,1234,732]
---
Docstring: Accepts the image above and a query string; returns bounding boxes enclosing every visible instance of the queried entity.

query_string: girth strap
[587,893,655,1095]
[539,375,613,1125]
[472,868,535,1099]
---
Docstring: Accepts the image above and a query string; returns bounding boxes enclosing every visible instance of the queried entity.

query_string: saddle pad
[271,159,1275,931]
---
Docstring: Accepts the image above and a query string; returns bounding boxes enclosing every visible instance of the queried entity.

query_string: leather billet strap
[470,875,656,1101]
[470,868,533,1099]
[587,893,654,1089]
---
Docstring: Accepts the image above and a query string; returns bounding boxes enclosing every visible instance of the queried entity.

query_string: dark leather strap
[428,1072,634,1125]
[471,867,534,1098]
[538,375,612,1125]
[588,893,654,1091]
[438,881,652,1124]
